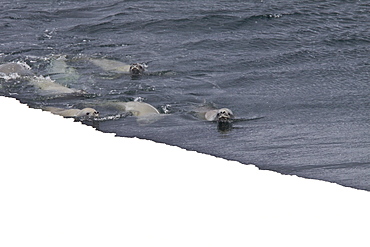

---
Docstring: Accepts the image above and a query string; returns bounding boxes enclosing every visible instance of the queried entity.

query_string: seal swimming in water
[89,58,146,75]
[194,105,235,132]
[28,76,83,95]
[205,108,234,132]
[43,106,99,119]
[0,61,84,96]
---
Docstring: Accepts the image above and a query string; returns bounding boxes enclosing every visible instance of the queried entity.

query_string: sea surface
[1,0,369,190]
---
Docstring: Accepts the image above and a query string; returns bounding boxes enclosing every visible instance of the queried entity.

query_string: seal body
[112,101,160,117]
[104,101,162,125]
[29,76,83,95]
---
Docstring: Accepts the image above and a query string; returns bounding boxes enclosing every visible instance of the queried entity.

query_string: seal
[194,105,234,132]
[89,58,146,75]
[28,76,83,95]
[0,61,84,96]
[43,106,99,119]
[204,108,234,132]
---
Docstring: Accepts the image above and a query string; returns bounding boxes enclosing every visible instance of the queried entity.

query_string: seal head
[203,107,234,131]
[129,63,145,75]
[76,108,99,119]
[216,108,234,122]
[215,108,234,132]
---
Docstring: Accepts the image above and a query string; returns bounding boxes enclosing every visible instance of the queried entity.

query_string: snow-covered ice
[0,96,369,247]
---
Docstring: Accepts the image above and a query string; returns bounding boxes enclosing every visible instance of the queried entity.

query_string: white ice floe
[0,96,369,247]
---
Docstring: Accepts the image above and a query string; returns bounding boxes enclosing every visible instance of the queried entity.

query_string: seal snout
[217,114,231,122]
[131,68,141,75]
[216,108,234,122]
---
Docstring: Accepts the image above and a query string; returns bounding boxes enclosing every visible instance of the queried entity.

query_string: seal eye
[86,112,90,115]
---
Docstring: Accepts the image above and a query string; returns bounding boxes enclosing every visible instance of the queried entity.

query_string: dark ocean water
[1,0,369,190]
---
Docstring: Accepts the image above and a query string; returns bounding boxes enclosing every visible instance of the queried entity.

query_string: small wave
[0,61,32,80]
[92,112,131,122]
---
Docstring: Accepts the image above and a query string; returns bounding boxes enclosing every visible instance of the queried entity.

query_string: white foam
[16,61,32,70]
[0,96,369,247]
[0,72,22,81]
[0,61,31,80]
